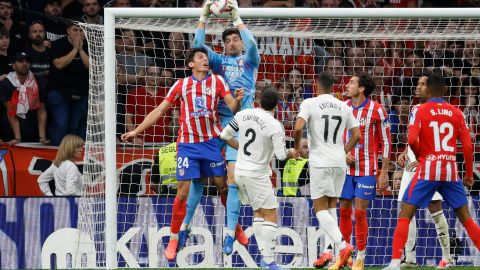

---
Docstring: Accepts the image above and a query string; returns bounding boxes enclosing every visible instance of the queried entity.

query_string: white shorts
[310,167,346,200]
[235,175,279,211]
[398,170,443,202]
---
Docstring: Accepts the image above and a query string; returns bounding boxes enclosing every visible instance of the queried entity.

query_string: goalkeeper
[178,0,261,255]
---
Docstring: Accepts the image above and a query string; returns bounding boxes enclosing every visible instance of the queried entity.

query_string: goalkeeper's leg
[165,180,190,260]
[428,200,452,266]
[178,178,204,249]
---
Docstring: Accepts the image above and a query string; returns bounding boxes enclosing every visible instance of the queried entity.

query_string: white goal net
[78,9,480,268]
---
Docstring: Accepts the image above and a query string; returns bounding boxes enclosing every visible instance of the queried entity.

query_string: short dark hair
[260,86,279,111]
[0,27,8,38]
[222,28,241,42]
[317,72,334,93]
[185,47,208,68]
[357,74,375,97]
[427,73,447,96]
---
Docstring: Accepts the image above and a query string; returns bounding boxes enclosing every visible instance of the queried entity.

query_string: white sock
[405,216,417,263]
[323,208,337,254]
[180,223,189,231]
[253,217,265,252]
[356,249,366,260]
[170,233,178,240]
[227,229,235,238]
[431,210,451,261]
[262,221,277,264]
[391,259,401,266]
[316,210,346,250]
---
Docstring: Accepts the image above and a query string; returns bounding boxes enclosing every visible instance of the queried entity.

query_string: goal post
[78,7,480,269]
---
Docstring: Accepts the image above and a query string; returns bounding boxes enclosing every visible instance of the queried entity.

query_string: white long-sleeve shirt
[37,160,83,196]
[221,108,288,178]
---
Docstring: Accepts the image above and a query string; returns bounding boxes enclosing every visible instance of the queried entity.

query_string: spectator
[371,65,392,109]
[42,0,67,42]
[125,65,174,144]
[0,0,22,54]
[116,29,152,86]
[459,77,480,142]
[37,134,84,196]
[365,40,386,67]
[275,80,297,137]
[105,0,134,7]
[304,0,320,7]
[325,57,349,100]
[254,78,272,107]
[63,0,84,19]
[287,67,314,100]
[320,0,338,7]
[156,32,188,79]
[48,21,89,145]
[423,40,455,77]
[391,169,403,195]
[0,52,49,145]
[397,51,423,98]
[388,96,410,145]
[26,21,52,90]
[261,0,294,7]
[0,27,11,81]
[279,137,310,197]
[345,46,368,75]
[456,40,480,78]
[138,0,175,7]
[82,0,104,24]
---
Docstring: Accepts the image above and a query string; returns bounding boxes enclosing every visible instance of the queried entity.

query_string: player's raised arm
[228,0,261,67]
[224,88,244,113]
[121,100,173,142]
[194,0,222,67]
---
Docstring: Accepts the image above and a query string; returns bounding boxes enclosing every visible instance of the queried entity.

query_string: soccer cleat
[235,224,249,246]
[382,262,401,270]
[400,260,418,268]
[262,261,291,270]
[352,258,365,270]
[178,228,191,250]
[164,239,179,261]
[223,235,235,255]
[347,256,353,267]
[337,243,354,267]
[313,251,333,268]
[327,257,343,270]
[436,259,454,268]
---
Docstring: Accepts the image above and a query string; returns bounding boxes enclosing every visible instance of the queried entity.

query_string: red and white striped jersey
[346,98,391,176]
[165,74,231,143]
[408,98,474,181]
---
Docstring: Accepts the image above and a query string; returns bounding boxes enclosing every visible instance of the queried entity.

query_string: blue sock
[183,178,203,226]
[227,184,240,232]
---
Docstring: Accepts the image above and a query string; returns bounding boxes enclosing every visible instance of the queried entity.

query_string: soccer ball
[210,0,231,17]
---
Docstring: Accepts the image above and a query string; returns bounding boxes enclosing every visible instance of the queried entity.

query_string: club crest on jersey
[358,117,370,126]
[179,168,185,176]
[204,87,212,95]
[194,97,206,110]
[237,58,244,67]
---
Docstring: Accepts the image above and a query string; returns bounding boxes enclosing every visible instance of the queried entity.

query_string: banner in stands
[0,197,479,269]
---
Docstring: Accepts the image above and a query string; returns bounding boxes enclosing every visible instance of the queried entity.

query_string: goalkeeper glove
[228,0,243,27]
[199,0,213,23]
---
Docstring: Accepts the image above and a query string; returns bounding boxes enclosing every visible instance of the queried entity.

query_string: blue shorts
[176,138,226,180]
[402,177,468,209]
[340,175,377,201]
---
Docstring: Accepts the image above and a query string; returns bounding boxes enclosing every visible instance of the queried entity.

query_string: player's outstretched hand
[463,176,474,188]
[121,131,138,142]
[234,88,245,101]
[228,0,242,26]
[377,171,389,191]
[199,0,213,23]
[346,152,355,165]
[407,161,418,172]
[397,151,407,168]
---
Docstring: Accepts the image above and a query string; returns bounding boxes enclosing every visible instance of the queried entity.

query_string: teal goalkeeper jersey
[194,28,260,118]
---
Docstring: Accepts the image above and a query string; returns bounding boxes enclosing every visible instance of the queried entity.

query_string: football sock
[339,207,352,244]
[316,210,346,250]
[405,216,417,263]
[323,208,338,254]
[171,197,187,235]
[354,209,368,254]
[463,218,480,251]
[253,217,265,252]
[227,184,241,237]
[431,210,451,261]
[392,218,410,259]
[182,178,203,227]
[262,221,278,264]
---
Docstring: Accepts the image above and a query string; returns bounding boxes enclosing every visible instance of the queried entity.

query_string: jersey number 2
[429,121,454,152]
[243,128,256,156]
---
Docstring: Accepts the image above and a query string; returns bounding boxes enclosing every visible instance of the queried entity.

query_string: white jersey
[405,104,420,170]
[225,108,288,178]
[297,94,359,168]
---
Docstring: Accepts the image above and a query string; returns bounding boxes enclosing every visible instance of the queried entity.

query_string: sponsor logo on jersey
[357,183,375,189]
[209,161,224,168]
